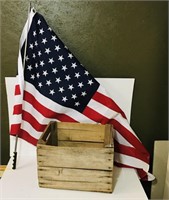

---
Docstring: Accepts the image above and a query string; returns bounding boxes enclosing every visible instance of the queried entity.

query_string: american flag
[11,8,154,181]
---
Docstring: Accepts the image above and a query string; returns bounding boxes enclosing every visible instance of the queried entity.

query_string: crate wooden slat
[39,179,112,193]
[38,166,113,193]
[58,141,104,148]
[37,121,114,193]
[38,146,113,170]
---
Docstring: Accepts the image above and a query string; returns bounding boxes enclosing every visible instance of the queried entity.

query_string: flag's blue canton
[22,12,99,112]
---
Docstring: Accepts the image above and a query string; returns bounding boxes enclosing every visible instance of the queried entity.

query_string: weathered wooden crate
[37,121,114,193]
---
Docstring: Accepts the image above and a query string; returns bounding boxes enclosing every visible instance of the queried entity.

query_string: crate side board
[39,178,113,193]
[56,122,107,132]
[38,166,113,193]
[58,141,104,148]
[38,166,113,183]
[37,144,114,171]
[57,129,105,143]
[40,122,113,144]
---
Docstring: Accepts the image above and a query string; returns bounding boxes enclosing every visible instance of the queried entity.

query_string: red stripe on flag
[10,123,21,135]
[13,104,22,115]
[83,106,109,124]
[111,119,149,155]
[24,91,77,122]
[14,84,21,95]
[93,91,127,119]
[114,140,149,164]
[22,110,47,132]
[137,169,148,181]
[19,129,38,146]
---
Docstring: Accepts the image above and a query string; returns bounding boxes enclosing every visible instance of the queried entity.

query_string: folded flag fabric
[10,7,154,181]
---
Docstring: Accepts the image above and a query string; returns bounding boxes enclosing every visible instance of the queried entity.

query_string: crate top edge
[37,143,114,150]
[51,121,113,131]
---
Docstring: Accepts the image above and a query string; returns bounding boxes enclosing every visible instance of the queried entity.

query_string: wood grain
[37,121,114,193]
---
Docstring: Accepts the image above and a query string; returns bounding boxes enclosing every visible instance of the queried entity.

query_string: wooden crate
[37,121,114,193]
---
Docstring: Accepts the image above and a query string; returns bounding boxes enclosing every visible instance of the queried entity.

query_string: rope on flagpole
[12,2,32,170]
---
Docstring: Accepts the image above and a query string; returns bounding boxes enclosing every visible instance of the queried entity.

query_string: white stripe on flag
[21,120,43,139]
[114,131,134,148]
[11,114,22,124]
[88,99,118,119]
[13,95,22,105]
[114,152,149,172]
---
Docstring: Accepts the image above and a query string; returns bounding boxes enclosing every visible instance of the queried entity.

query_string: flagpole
[12,3,32,170]
[23,2,32,68]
